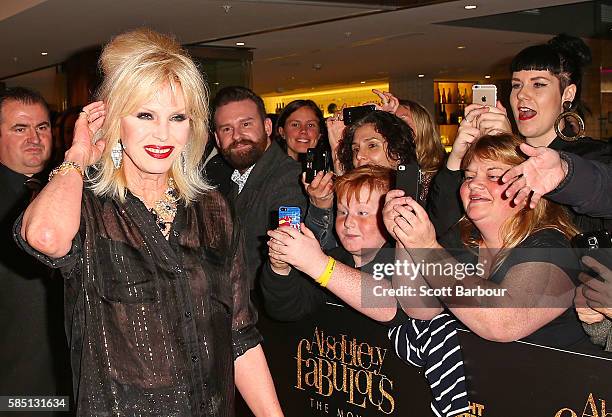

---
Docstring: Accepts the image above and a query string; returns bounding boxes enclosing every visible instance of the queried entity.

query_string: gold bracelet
[48,161,84,182]
[317,256,336,288]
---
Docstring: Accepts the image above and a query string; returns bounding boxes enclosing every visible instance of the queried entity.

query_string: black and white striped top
[388,312,469,417]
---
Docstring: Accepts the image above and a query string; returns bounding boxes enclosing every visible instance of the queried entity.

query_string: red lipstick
[144,145,174,159]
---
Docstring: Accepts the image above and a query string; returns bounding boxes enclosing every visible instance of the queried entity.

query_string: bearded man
[208,86,306,288]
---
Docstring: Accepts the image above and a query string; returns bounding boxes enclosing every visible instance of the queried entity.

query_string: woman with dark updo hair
[430,34,612,237]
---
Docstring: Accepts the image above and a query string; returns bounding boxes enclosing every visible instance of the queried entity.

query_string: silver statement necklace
[148,178,179,238]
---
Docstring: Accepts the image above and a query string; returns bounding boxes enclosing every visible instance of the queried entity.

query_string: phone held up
[571,230,612,281]
[342,104,376,125]
[472,84,497,107]
[396,163,421,203]
[304,146,330,183]
[279,206,301,231]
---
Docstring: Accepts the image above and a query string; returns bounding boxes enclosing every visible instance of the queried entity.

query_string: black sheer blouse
[15,188,261,417]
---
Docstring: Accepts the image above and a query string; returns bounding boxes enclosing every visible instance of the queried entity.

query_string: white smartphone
[472,84,497,107]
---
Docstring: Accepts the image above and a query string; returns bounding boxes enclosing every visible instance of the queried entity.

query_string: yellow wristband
[48,161,84,182]
[317,256,336,288]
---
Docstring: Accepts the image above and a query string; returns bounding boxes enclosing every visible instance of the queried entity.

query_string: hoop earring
[111,140,123,169]
[554,101,585,142]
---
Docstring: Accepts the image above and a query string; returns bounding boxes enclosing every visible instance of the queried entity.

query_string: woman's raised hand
[472,101,512,136]
[446,102,512,171]
[326,114,345,152]
[382,189,406,241]
[66,101,106,166]
[578,256,612,320]
[303,171,334,209]
[367,89,400,114]
[446,104,483,170]
[501,144,567,208]
[326,112,346,175]
[383,190,439,249]
[575,284,606,325]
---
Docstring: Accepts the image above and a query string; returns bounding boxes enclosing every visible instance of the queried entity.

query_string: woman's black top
[441,228,591,349]
[15,189,260,417]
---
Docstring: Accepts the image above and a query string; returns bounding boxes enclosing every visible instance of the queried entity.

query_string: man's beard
[221,132,269,171]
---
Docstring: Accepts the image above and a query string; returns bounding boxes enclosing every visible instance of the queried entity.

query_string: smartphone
[343,104,375,125]
[278,206,301,231]
[571,230,612,281]
[472,84,497,107]
[304,147,330,183]
[396,163,421,203]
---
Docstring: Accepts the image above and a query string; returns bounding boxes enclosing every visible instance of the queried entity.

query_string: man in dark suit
[0,87,71,414]
[209,86,307,288]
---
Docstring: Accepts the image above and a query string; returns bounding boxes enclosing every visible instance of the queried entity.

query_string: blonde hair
[459,134,578,266]
[334,165,393,205]
[89,28,211,203]
[398,100,445,175]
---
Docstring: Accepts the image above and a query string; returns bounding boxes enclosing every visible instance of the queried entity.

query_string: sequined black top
[15,188,261,417]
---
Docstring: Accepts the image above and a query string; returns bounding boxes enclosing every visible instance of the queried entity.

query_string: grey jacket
[583,319,612,352]
[227,141,308,288]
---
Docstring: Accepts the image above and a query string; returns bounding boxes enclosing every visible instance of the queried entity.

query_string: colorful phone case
[279,206,301,231]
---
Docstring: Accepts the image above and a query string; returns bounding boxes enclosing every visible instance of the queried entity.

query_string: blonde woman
[17,29,283,417]
[384,134,597,350]
[395,99,445,201]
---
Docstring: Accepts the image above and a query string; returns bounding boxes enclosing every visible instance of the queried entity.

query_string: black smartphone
[278,206,301,231]
[396,163,420,202]
[304,146,330,183]
[571,230,612,281]
[343,105,375,125]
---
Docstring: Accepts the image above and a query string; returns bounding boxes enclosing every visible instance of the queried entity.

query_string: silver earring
[111,141,123,169]
[180,151,187,174]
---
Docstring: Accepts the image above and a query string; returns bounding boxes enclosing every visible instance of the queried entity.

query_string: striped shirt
[388,312,469,417]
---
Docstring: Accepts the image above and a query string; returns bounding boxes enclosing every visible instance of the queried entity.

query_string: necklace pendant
[141,177,179,238]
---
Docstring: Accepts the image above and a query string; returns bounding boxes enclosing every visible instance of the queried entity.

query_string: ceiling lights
[464,5,477,10]
[236,42,245,46]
